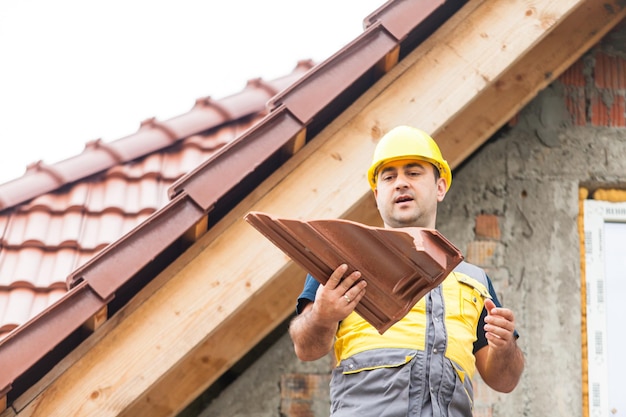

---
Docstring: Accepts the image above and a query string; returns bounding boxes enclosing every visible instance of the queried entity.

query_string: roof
[0,0,458,405]
[0,61,314,398]
[1,0,625,415]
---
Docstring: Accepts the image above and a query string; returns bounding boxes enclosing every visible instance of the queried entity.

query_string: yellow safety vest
[334,271,491,379]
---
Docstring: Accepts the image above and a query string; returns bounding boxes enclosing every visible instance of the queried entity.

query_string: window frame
[583,199,626,417]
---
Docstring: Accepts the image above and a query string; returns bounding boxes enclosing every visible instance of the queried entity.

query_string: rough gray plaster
[439,127,588,416]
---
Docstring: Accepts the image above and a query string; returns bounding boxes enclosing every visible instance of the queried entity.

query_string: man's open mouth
[395,195,413,203]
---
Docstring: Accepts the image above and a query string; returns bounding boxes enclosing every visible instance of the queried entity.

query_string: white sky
[0,0,385,184]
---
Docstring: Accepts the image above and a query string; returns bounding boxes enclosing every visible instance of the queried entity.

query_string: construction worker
[289,126,524,416]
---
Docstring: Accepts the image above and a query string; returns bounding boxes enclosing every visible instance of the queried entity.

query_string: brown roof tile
[245,212,464,334]
[0,63,313,343]
[0,61,314,212]
[0,56,318,403]
[0,0,465,407]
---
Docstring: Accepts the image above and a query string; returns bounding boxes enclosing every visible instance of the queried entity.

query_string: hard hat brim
[368,156,451,191]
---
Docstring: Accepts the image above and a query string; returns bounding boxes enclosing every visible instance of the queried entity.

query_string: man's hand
[311,264,367,325]
[475,298,524,392]
[289,264,366,361]
[483,298,516,348]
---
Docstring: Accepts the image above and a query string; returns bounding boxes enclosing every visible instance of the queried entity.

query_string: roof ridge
[0,61,315,212]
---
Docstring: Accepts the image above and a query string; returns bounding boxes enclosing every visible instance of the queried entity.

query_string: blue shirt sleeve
[296,273,320,314]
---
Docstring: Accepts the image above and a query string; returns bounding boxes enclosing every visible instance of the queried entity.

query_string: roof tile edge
[0,65,312,212]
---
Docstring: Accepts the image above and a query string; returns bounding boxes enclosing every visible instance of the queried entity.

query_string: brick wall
[562,50,626,127]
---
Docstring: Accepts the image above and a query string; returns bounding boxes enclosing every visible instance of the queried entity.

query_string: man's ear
[436,178,447,202]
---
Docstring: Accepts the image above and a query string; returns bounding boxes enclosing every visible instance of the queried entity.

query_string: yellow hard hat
[367,126,451,191]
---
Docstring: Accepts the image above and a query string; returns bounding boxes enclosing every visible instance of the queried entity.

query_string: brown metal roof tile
[0,63,313,212]
[0,287,65,342]
[268,26,396,124]
[55,212,86,247]
[364,0,445,40]
[7,248,44,284]
[0,280,109,398]
[32,289,66,314]
[5,211,84,249]
[168,106,305,211]
[85,212,132,246]
[245,212,463,334]
[3,212,45,247]
[0,0,468,405]
[2,288,35,326]
[132,178,166,213]
[183,134,229,152]
[175,146,211,174]
[65,193,204,296]
[21,183,91,212]
[0,121,261,337]
[0,193,204,397]
[0,248,74,290]
[0,173,59,209]
[106,156,160,179]
[83,178,159,215]
[0,115,273,400]
[41,248,82,284]
[267,0,452,127]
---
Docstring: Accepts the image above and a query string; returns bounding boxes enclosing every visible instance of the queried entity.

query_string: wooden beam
[82,306,108,333]
[14,0,624,416]
[120,263,307,416]
[280,128,307,159]
[377,45,400,74]
[434,0,626,168]
[182,216,208,244]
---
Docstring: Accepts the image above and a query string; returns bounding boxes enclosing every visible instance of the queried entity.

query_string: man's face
[374,159,447,229]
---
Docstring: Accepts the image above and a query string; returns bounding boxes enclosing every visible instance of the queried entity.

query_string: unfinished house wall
[436,23,626,417]
[193,22,626,417]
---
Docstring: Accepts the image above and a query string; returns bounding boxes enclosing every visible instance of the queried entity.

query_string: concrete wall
[194,21,626,417]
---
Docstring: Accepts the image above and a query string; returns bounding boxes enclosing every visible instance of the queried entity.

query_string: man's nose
[394,174,409,189]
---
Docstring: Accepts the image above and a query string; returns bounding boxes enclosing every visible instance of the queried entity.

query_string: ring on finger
[343,294,351,303]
